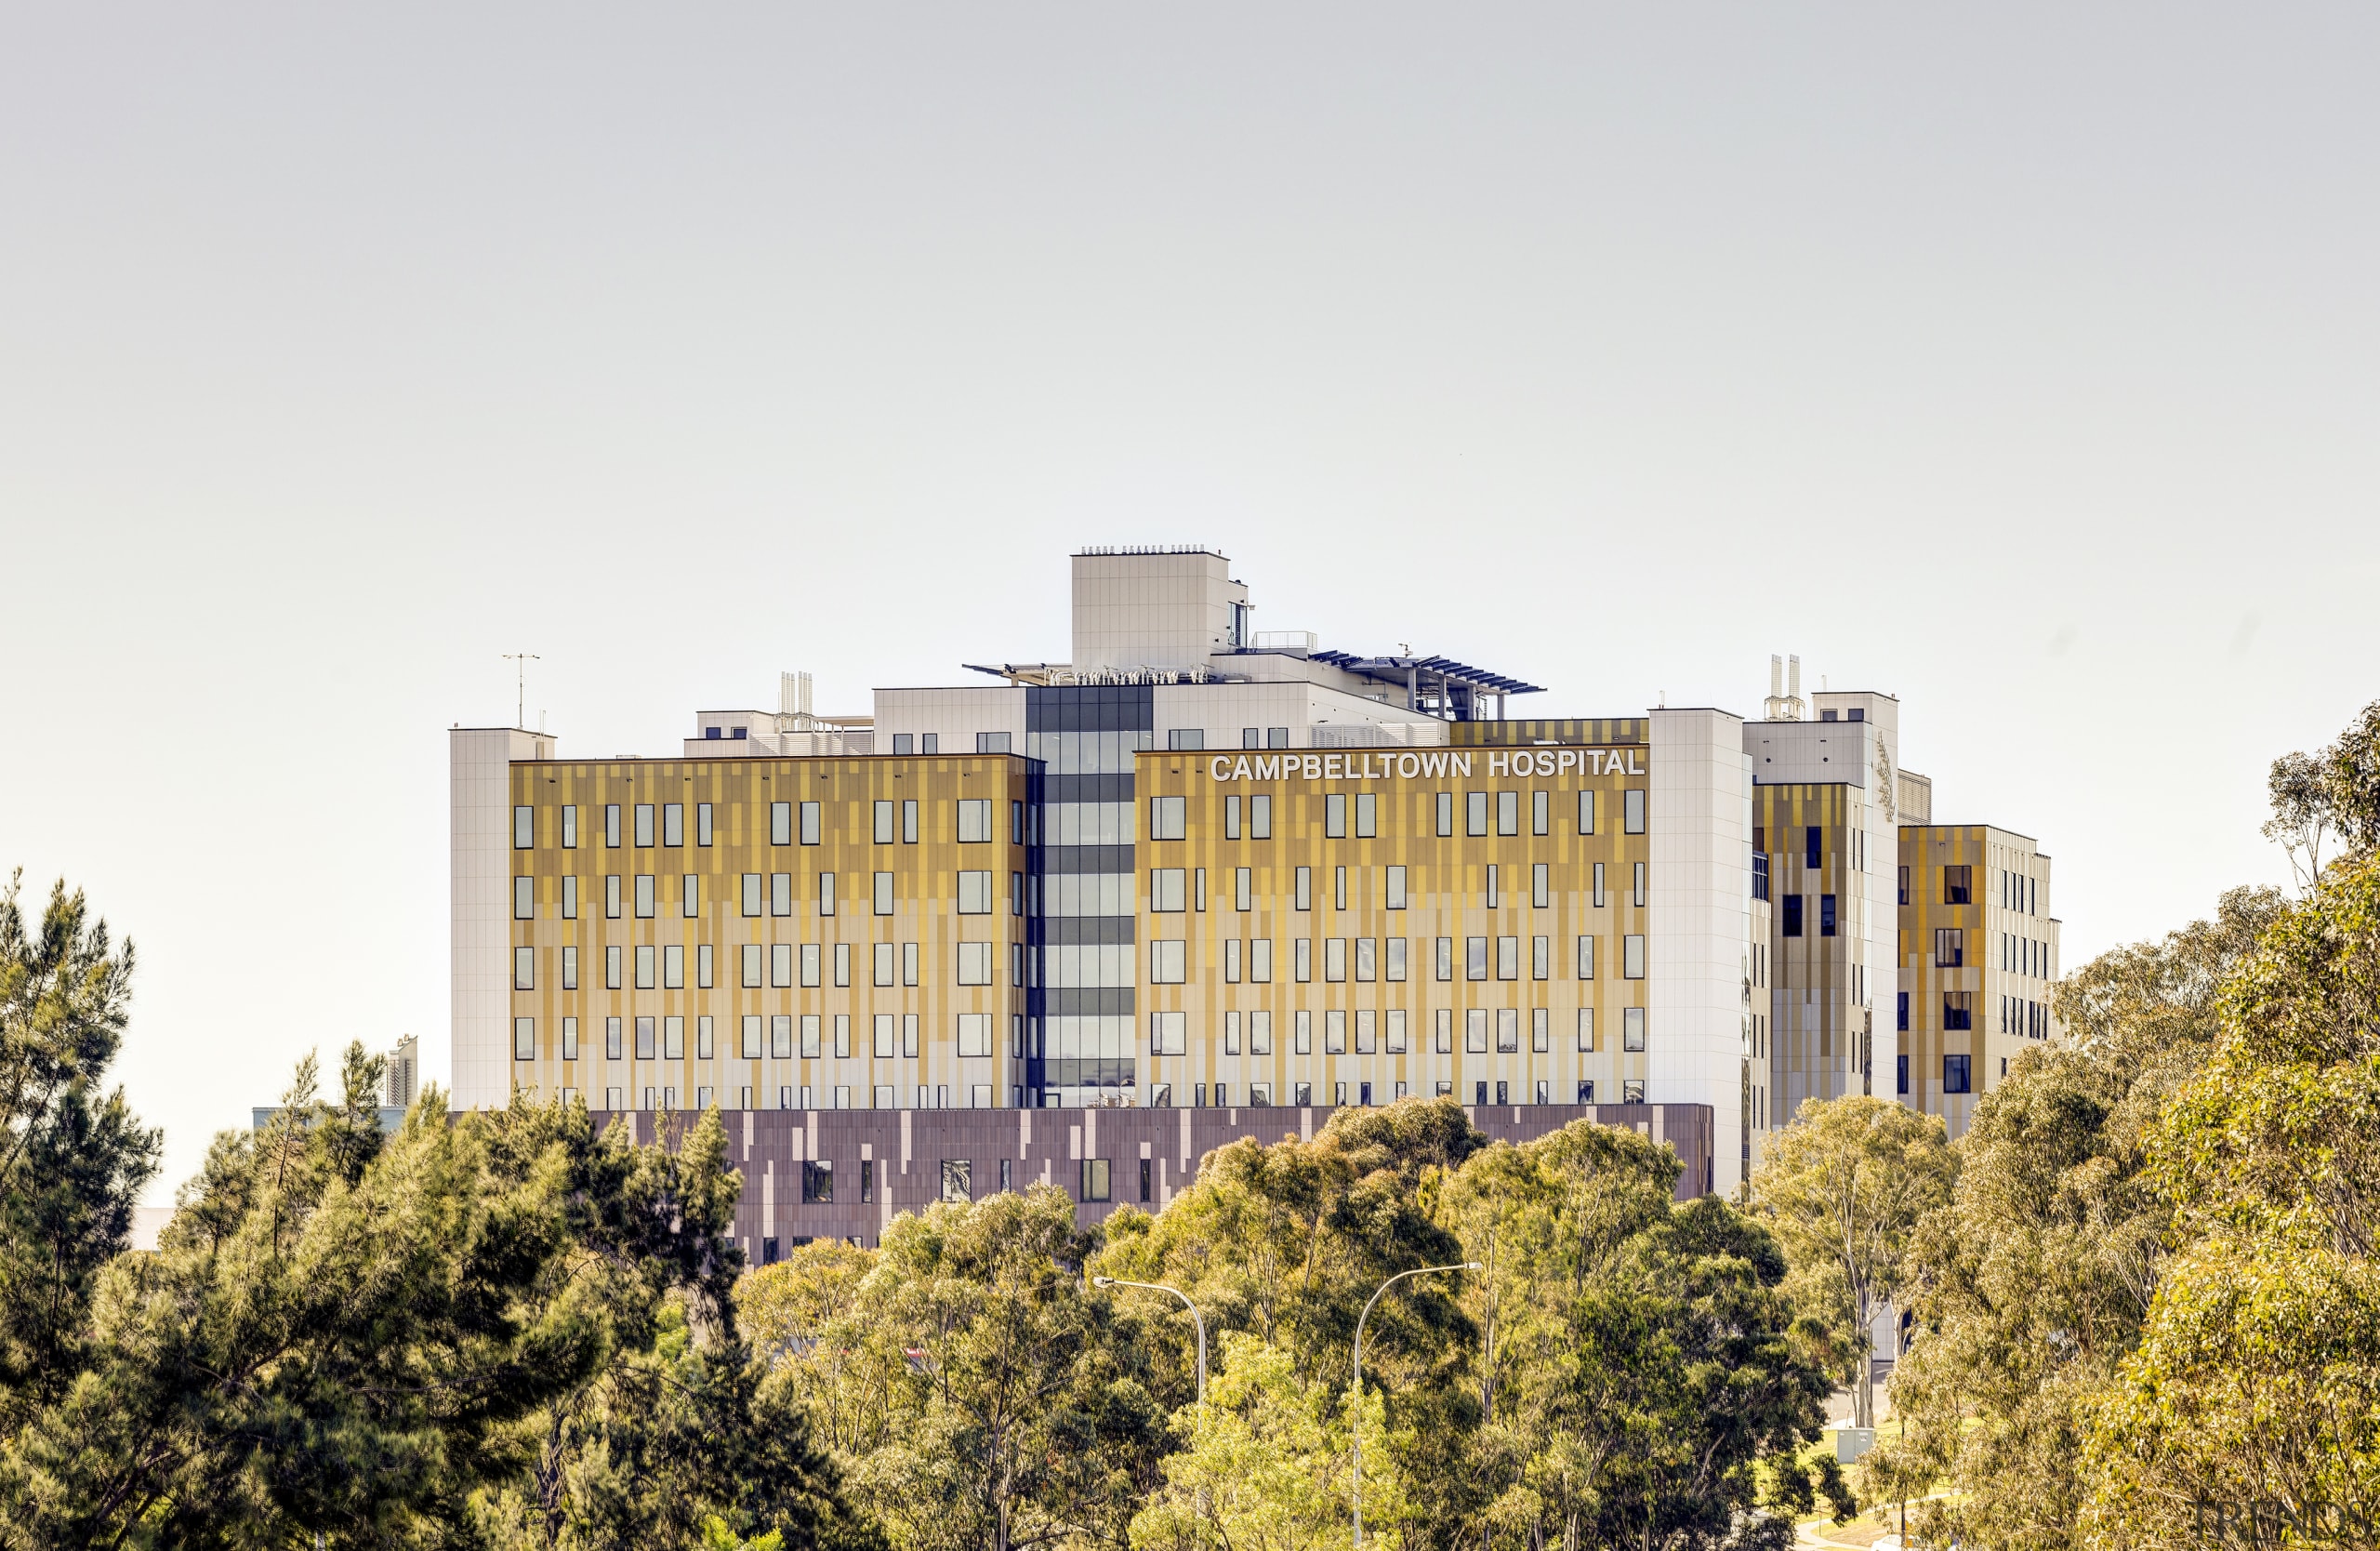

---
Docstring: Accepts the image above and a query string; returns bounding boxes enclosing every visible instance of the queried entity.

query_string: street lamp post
[1092,1276,1208,1403]
[1352,1263,1479,1551]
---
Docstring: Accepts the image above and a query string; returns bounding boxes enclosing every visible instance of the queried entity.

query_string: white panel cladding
[452,727,542,1111]
[871,685,1027,749]
[1646,708,1752,1197]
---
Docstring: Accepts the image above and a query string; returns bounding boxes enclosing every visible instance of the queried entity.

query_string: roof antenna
[503,653,540,730]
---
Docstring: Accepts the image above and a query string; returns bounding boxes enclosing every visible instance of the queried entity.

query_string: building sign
[1201,747,1646,783]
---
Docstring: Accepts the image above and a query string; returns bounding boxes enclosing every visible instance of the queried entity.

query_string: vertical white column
[451,728,538,1111]
[1647,709,1751,1197]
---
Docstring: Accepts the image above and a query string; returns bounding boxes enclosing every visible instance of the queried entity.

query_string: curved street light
[1352,1262,1480,1550]
[1093,1276,1208,1403]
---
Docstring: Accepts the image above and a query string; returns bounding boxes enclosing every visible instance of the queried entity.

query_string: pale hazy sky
[6,5,2375,1197]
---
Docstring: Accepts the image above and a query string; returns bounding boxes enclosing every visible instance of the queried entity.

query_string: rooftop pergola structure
[1308,652,1546,722]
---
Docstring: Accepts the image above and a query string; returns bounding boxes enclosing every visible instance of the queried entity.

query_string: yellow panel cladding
[1133,745,1651,1107]
[1897,824,2061,1137]
[507,755,1030,1109]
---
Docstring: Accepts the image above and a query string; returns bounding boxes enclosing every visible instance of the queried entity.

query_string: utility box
[1836,1427,1875,1464]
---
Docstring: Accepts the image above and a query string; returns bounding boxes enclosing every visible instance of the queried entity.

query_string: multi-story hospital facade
[453,548,2058,1248]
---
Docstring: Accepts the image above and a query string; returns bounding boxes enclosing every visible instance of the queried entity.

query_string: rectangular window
[1466,936,1488,981]
[1324,937,1346,982]
[947,941,991,986]
[818,872,836,915]
[958,871,993,914]
[904,940,919,987]
[1497,935,1519,980]
[663,944,683,989]
[1805,826,1822,869]
[740,944,762,989]
[1250,1010,1273,1054]
[1436,791,1454,837]
[1487,864,1500,908]
[1533,1007,1551,1052]
[633,804,654,847]
[605,875,622,920]
[1465,1009,1488,1054]
[1532,935,1550,980]
[956,799,993,844]
[1897,1053,1910,1094]
[1384,1009,1408,1054]
[1151,1010,1187,1055]
[1943,1054,1972,1094]
[1195,868,1207,912]
[562,875,578,920]
[1250,793,1272,839]
[513,805,535,850]
[562,945,579,990]
[739,1015,760,1059]
[1251,939,1273,983]
[1150,795,1186,842]
[1224,795,1241,841]
[800,1014,820,1059]
[1495,1008,1519,1052]
[1152,936,1190,989]
[800,802,821,845]
[634,874,655,919]
[1782,895,1805,936]
[1820,895,1838,937]
[1593,863,1606,909]
[1577,789,1596,835]
[664,1015,684,1059]
[1623,1007,1646,1052]
[1498,790,1519,836]
[956,1013,994,1057]
[1752,853,1769,901]
[1234,867,1252,911]
[1633,862,1646,908]
[898,799,917,845]
[604,804,621,848]
[1223,938,1241,983]
[1324,793,1346,839]
[635,1016,656,1059]
[771,944,792,988]
[1385,865,1407,910]
[1624,789,1646,835]
[1078,1159,1112,1202]
[1623,935,1646,979]
[697,802,712,846]
[760,873,785,917]
[606,1017,622,1060]
[1355,936,1376,982]
[874,801,896,845]
[1151,868,1186,912]
[1936,927,1964,968]
[833,945,850,988]
[1333,864,1346,909]
[605,946,622,990]
[1897,990,1910,1031]
[874,871,894,915]
[1530,789,1549,837]
[561,1017,578,1060]
[1532,862,1549,909]
[872,1014,895,1060]
[1436,937,1453,981]
[1467,791,1488,836]
[1355,792,1377,838]
[1944,993,1974,1031]
[975,731,1011,754]
[514,946,536,990]
[800,1160,833,1204]
[562,806,579,849]
[513,1016,535,1061]
[1898,864,1911,907]
[1576,1008,1595,1052]
[1944,865,1972,906]
[1576,935,1595,979]
[662,803,683,847]
[1295,1013,1312,1054]
[875,942,898,988]
[742,874,760,917]
[513,876,535,921]
[1434,1009,1452,1054]
[1294,938,1313,983]
[634,947,655,989]
[1293,867,1311,911]
[1324,1010,1346,1054]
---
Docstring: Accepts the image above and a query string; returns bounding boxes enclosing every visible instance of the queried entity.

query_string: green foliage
[2264,698,2380,885]
[778,1186,1173,1551]
[1444,1120,1848,1551]
[0,874,159,1441]
[1750,1094,1957,1430]
[1129,1332,1410,1551]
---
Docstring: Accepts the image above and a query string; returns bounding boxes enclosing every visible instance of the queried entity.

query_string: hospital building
[451,546,2059,1249]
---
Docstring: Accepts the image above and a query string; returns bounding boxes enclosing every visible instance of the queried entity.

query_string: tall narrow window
[562,945,578,990]
[1633,862,1646,908]
[1355,792,1377,838]
[1251,794,1271,839]
[562,805,579,849]
[1577,789,1595,835]
[818,873,836,915]
[742,874,760,917]
[605,875,622,919]
[514,946,536,990]
[773,873,792,917]
[697,943,713,988]
[1294,867,1311,911]
[1532,863,1549,908]
[1624,790,1646,835]
[1437,792,1454,837]
[1623,1007,1646,1051]
[1467,792,1488,837]
[1576,1008,1595,1052]
[800,944,820,987]
[1532,790,1549,836]
[513,806,535,849]
[1624,935,1646,978]
[1497,935,1518,980]
[1386,935,1407,980]
[1225,795,1241,841]
[1782,895,1805,936]
[1532,935,1549,980]
[904,800,919,843]
[1435,937,1453,981]
[513,876,535,921]
[770,802,792,846]
[662,803,683,847]
[1386,865,1407,909]
[635,948,655,990]
[1577,935,1594,978]
[800,802,821,845]
[1593,863,1606,908]
[874,801,896,845]
[1466,936,1488,981]
[1498,791,1518,836]
[1324,793,1346,839]
[663,945,683,989]
[1150,796,1186,841]
[606,946,622,990]
[1236,867,1252,911]
[514,1017,536,1061]
[604,804,621,848]
[634,804,654,847]
[681,874,699,918]
[874,871,894,915]
[635,875,655,918]
[1820,894,1838,936]
[562,875,578,920]
[696,802,713,845]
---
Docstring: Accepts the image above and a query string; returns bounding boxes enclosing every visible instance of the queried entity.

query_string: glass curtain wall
[1025,686,1152,1107]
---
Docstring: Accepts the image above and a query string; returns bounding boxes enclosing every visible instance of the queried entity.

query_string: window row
[512,870,1022,921]
[1157,860,1644,914]
[1196,934,1645,984]
[1176,789,1647,842]
[1167,1003,1648,1056]
[1894,990,1977,1031]
[512,1011,1013,1062]
[514,799,1021,851]
[2001,932,2050,978]
[509,939,1025,992]
[1896,1053,1977,1096]
[1159,1076,1645,1108]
